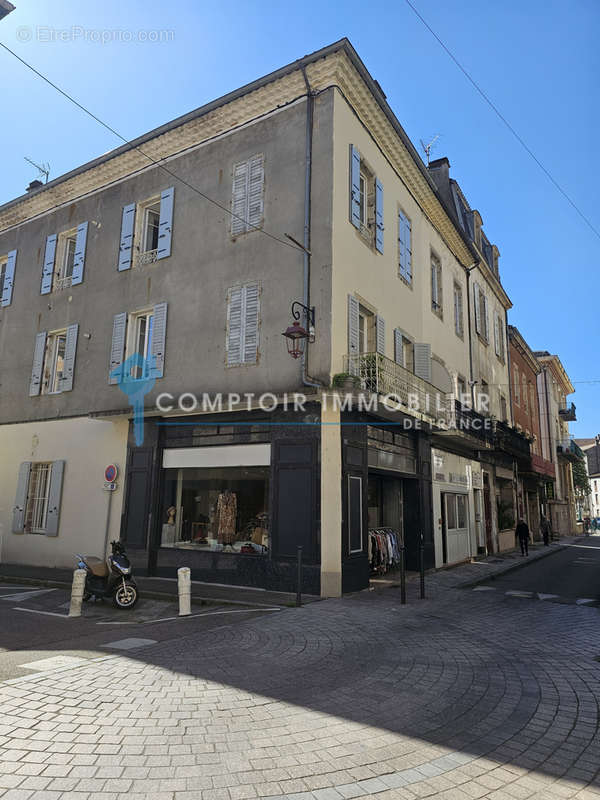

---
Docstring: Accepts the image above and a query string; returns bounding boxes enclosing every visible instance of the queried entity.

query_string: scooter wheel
[113,581,138,609]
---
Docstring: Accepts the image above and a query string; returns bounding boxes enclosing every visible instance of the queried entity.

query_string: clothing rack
[368,528,403,574]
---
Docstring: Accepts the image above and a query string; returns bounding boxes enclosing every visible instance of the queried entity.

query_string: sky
[1,0,598,436]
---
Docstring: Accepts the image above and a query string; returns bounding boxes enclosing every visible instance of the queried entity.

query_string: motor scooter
[75,540,138,609]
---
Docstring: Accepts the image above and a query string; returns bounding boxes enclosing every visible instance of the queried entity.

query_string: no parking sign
[104,464,118,491]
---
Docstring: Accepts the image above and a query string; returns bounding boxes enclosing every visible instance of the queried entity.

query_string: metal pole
[399,541,406,605]
[102,488,113,560]
[296,546,303,607]
[419,532,425,599]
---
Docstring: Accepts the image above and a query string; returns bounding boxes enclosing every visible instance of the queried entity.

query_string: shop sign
[449,472,469,486]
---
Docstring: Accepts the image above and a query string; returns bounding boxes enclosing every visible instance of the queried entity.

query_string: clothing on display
[368,527,403,574]
[216,490,237,544]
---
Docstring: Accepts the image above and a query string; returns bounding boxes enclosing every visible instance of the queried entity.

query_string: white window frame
[358,305,375,354]
[135,196,161,264]
[0,255,7,294]
[41,329,67,395]
[124,309,155,380]
[453,282,464,338]
[431,253,442,316]
[54,229,78,291]
[24,463,51,534]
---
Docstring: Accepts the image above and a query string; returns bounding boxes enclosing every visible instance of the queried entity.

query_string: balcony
[558,402,577,422]
[557,438,584,462]
[137,248,159,266]
[494,420,531,459]
[531,453,555,478]
[344,352,451,427]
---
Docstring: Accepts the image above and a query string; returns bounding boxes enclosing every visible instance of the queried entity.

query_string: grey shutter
[482,293,489,340]
[41,234,57,295]
[150,302,168,378]
[226,286,243,364]
[376,315,385,356]
[350,145,361,229]
[348,294,359,355]
[29,332,47,396]
[414,343,432,383]
[394,329,404,367]
[247,156,264,230]
[473,282,481,334]
[118,203,136,271]
[12,462,31,533]
[243,284,260,364]
[231,161,249,236]
[375,178,384,253]
[45,460,65,537]
[157,187,174,259]
[1,249,17,306]
[71,221,88,286]
[60,323,78,392]
[109,312,127,384]
[398,212,411,281]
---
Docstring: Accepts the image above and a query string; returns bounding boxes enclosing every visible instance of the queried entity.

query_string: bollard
[399,543,406,605]
[178,567,191,616]
[419,532,425,600]
[296,546,303,608]
[68,568,87,617]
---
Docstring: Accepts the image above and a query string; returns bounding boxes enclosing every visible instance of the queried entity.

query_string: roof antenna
[420,135,440,165]
[24,156,50,184]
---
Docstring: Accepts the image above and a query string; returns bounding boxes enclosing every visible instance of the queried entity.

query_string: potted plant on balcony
[332,372,360,391]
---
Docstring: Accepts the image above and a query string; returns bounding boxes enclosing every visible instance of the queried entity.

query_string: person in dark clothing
[540,515,551,546]
[515,518,530,556]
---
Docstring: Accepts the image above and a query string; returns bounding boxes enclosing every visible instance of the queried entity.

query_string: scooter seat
[85,557,109,578]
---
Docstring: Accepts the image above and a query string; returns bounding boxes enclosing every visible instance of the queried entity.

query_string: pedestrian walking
[540,515,551,546]
[515,518,530,556]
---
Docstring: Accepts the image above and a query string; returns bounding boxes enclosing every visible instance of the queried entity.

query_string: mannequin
[216,489,237,546]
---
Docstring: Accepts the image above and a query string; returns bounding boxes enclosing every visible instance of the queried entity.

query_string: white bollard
[178,567,191,616]
[68,568,87,617]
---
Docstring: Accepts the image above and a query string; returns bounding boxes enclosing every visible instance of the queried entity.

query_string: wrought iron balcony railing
[493,419,531,459]
[558,402,577,422]
[137,248,159,266]
[557,437,584,461]
[344,352,451,427]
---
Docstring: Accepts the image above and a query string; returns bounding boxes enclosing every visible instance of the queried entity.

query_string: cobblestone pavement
[1,543,600,800]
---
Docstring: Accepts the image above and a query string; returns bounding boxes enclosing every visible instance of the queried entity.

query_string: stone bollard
[178,567,191,616]
[68,568,87,617]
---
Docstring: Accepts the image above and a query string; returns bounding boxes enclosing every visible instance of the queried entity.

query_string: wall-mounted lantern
[282,301,315,359]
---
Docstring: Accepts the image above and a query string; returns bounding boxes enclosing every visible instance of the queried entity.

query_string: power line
[403,0,600,243]
[0,41,303,253]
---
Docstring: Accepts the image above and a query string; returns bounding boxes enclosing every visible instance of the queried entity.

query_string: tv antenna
[24,156,50,184]
[420,135,440,165]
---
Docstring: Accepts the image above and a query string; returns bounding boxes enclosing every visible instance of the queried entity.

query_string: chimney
[26,179,44,193]
[427,156,450,183]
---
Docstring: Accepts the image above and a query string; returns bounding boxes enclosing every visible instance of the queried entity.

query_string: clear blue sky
[1,0,598,436]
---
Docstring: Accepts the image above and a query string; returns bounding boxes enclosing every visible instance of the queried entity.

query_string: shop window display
[161,467,269,554]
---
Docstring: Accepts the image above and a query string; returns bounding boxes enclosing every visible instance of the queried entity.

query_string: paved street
[1,543,600,800]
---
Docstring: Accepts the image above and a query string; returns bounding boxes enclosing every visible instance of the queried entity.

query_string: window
[118,188,174,271]
[53,230,77,290]
[513,366,520,405]
[398,211,412,283]
[500,394,508,422]
[128,311,154,379]
[226,283,260,365]
[42,330,67,395]
[431,253,442,316]
[358,307,375,354]
[143,201,161,254]
[394,328,413,371]
[445,494,467,531]
[453,282,464,338]
[478,380,489,414]
[457,376,468,404]
[523,376,529,413]
[109,304,167,384]
[24,463,51,533]
[494,314,505,360]
[359,173,367,225]
[349,146,383,252]
[0,257,7,297]
[478,289,489,341]
[231,154,264,236]
[529,385,536,419]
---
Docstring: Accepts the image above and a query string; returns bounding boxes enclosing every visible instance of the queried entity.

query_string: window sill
[53,276,73,291]
[431,306,443,320]
[398,273,413,289]
[137,249,159,266]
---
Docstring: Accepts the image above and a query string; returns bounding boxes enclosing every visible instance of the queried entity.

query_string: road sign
[104,464,118,483]
[103,482,117,492]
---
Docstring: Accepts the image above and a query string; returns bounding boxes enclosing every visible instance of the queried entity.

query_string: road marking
[538,593,560,600]
[505,590,534,598]
[0,588,57,602]
[13,607,69,618]
[576,598,597,605]
[21,655,89,671]
[472,586,496,592]
[141,607,281,624]
[101,637,157,650]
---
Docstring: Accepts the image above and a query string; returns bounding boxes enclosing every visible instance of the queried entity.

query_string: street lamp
[281,301,315,360]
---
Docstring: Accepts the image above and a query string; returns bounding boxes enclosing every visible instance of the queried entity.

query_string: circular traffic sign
[104,464,118,483]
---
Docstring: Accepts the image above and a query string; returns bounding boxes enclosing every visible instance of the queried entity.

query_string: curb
[457,543,568,589]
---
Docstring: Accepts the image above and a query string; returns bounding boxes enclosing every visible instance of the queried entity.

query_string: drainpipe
[300,66,321,389]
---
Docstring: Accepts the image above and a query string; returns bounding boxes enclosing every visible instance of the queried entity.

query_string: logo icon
[110,353,156,446]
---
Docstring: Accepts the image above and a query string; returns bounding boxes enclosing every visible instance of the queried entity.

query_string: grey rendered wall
[0,92,334,424]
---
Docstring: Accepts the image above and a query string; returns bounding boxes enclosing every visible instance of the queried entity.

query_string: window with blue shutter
[45,460,65,537]
[348,295,359,357]
[41,234,57,295]
[71,222,88,286]
[12,462,31,533]
[150,303,168,377]
[29,332,47,397]
[394,328,404,366]
[414,343,432,383]
[109,313,127,384]
[60,324,79,392]
[376,315,385,356]
[157,187,174,260]
[1,249,17,307]
[398,212,412,283]
[350,145,361,229]
[375,179,384,253]
[118,204,136,271]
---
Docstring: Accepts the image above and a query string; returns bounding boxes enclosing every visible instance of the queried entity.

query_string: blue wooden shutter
[29,332,47,396]
[12,462,31,533]
[394,328,404,367]
[376,315,385,355]
[247,156,264,230]
[41,234,57,295]
[109,312,127,384]
[398,212,411,282]
[71,221,88,286]
[375,178,384,253]
[1,249,17,307]
[243,284,260,364]
[118,203,136,271]
[231,161,249,236]
[226,287,243,364]
[414,343,432,383]
[348,294,359,355]
[150,302,168,377]
[157,187,174,260]
[350,145,361,228]
[60,323,79,392]
[45,460,65,537]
